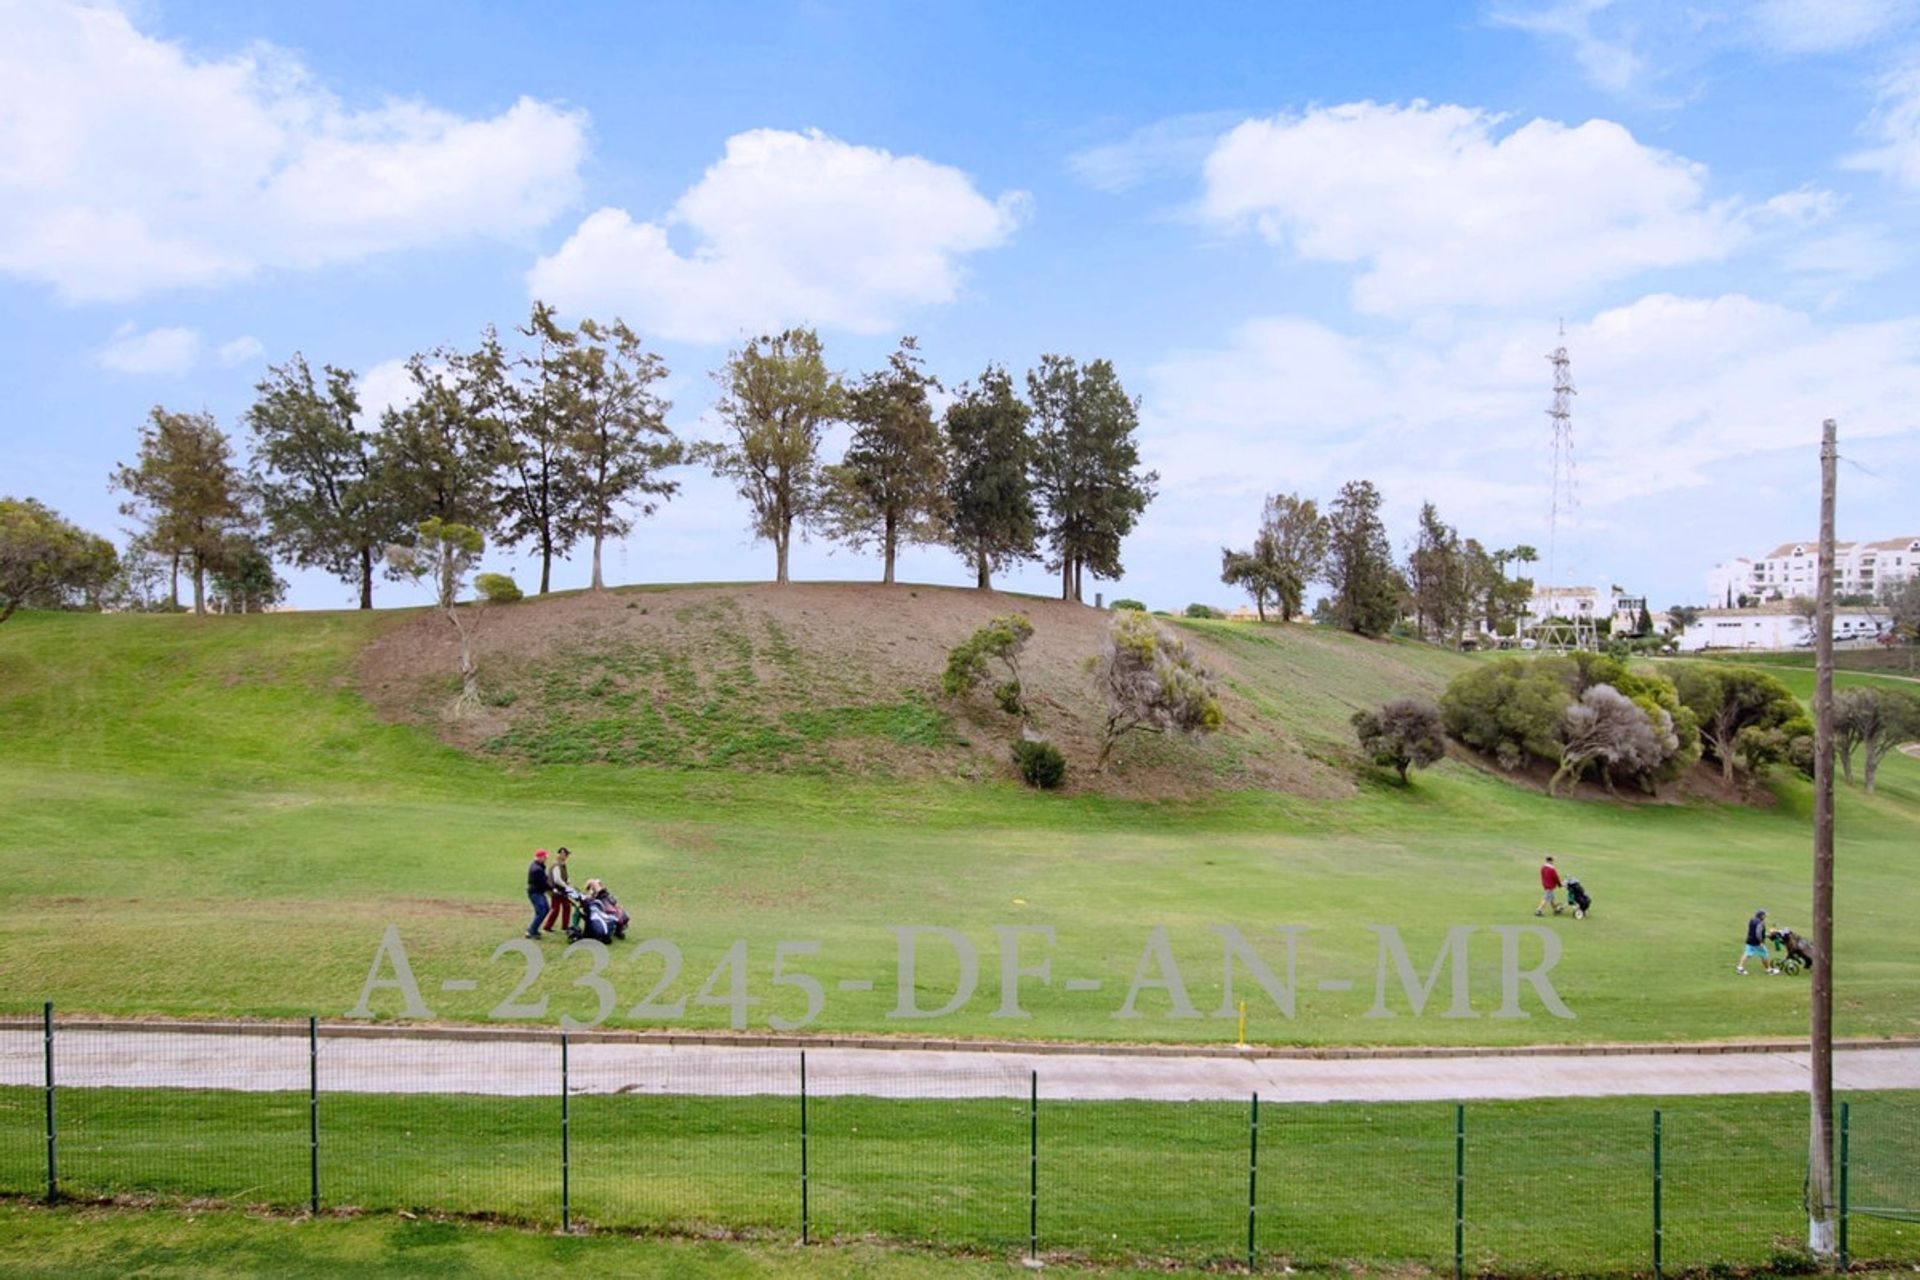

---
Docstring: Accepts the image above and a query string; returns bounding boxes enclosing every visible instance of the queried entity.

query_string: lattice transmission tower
[1535,322,1594,651]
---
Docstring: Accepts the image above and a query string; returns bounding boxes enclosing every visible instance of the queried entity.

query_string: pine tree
[1027,356,1156,601]
[823,338,947,584]
[1325,479,1402,636]
[943,365,1037,590]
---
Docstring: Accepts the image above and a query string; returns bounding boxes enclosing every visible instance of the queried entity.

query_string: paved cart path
[4,1027,1918,1102]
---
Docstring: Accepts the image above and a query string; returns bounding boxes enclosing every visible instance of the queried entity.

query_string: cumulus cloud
[352,358,423,432]
[97,324,202,375]
[1198,101,1810,316]
[1141,294,1920,555]
[528,128,1026,343]
[216,336,266,367]
[0,1,589,302]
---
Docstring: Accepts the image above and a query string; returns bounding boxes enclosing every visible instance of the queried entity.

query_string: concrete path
[4,1026,1918,1102]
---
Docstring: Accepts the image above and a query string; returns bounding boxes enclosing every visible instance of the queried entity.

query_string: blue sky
[5,0,1919,612]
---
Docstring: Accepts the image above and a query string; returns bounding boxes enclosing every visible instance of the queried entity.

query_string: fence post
[1247,1092,1259,1272]
[1028,1069,1038,1262]
[1453,1103,1465,1280]
[1652,1109,1663,1279]
[1839,1101,1850,1272]
[308,1015,319,1215]
[42,1001,56,1204]
[800,1051,809,1245]
[560,1033,571,1232]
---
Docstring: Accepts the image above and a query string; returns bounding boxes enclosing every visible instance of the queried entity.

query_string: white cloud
[353,358,422,432]
[528,128,1025,343]
[1198,101,1804,316]
[1844,64,1920,189]
[217,335,265,367]
[97,324,202,375]
[1749,0,1917,54]
[1140,295,1920,558]
[0,1,588,302]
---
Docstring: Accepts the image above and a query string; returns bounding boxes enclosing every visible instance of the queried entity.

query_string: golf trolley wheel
[1781,956,1802,975]
[1573,907,1584,919]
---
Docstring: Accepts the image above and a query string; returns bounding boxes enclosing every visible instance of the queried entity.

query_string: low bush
[1110,598,1146,612]
[474,573,523,604]
[1184,603,1224,619]
[1011,738,1067,789]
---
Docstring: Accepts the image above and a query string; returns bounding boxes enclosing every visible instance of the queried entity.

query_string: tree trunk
[1864,747,1880,793]
[1840,748,1853,785]
[1256,597,1266,623]
[1060,557,1071,600]
[169,552,180,611]
[0,599,16,624]
[591,523,605,592]
[776,522,791,584]
[976,542,990,591]
[1073,559,1083,603]
[540,533,553,595]
[883,512,896,585]
[448,606,479,715]
[358,547,374,610]
[191,555,206,616]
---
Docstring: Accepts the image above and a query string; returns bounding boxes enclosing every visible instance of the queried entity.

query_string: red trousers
[542,891,571,931]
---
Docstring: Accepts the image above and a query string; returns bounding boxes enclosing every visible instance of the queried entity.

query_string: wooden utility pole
[1809,418,1838,1261]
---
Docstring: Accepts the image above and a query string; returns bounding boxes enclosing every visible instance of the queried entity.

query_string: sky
[5,0,1919,613]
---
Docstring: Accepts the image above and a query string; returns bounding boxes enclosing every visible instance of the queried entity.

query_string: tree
[1465,543,1536,637]
[941,614,1036,730]
[1552,684,1679,796]
[708,328,841,584]
[1221,493,1327,623]
[491,304,580,595]
[247,354,393,609]
[1884,577,1920,643]
[564,318,681,591]
[824,338,947,584]
[1352,699,1447,783]
[386,519,486,713]
[943,366,1037,590]
[110,408,248,615]
[0,498,118,623]
[1325,480,1402,636]
[1672,664,1807,786]
[207,534,287,614]
[1027,356,1157,602]
[1635,601,1655,638]
[1836,687,1920,792]
[1089,609,1222,769]
[1406,502,1466,644]
[1440,656,1573,770]
[373,351,502,540]
[1668,604,1702,632]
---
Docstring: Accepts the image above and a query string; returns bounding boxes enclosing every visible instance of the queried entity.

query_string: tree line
[2,308,1160,620]
[1219,482,1536,641]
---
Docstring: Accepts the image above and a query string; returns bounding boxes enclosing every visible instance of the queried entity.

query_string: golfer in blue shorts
[1736,908,1777,976]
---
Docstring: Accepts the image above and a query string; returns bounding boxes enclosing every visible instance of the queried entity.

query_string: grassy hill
[0,586,1916,1047]
[356,581,1472,796]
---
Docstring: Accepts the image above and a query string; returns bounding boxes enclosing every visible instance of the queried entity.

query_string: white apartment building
[1707,536,1920,605]
[1522,585,1649,632]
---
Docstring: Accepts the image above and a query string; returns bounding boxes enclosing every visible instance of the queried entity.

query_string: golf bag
[565,888,617,945]
[1768,928,1814,974]
[1565,879,1592,917]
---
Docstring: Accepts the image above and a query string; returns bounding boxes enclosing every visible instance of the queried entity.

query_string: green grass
[0,607,1917,1046]
[4,1084,1916,1272]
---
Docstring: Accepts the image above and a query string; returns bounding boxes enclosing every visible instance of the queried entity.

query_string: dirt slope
[358,582,1472,797]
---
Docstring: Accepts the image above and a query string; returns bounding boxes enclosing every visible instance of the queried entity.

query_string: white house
[1523,585,1617,625]
[1673,604,1893,653]
[1707,536,1920,605]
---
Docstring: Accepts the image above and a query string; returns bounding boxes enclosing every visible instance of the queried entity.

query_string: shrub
[1440,657,1571,771]
[941,615,1035,728]
[475,572,523,604]
[1090,610,1223,769]
[1672,664,1804,787]
[1184,603,1225,619]
[1110,598,1146,612]
[1552,684,1679,796]
[1352,699,1446,783]
[1011,738,1067,789]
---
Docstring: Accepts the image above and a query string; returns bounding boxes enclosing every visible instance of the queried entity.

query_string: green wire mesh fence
[2,1010,1916,1274]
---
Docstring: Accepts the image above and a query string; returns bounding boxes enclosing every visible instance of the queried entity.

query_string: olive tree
[1837,686,1920,792]
[386,518,486,714]
[1351,698,1446,783]
[1552,684,1678,796]
[941,613,1036,731]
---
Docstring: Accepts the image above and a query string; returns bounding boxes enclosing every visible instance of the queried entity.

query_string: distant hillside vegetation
[358,582,1474,797]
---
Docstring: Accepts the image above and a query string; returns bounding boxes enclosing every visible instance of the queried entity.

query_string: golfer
[1736,908,1778,975]
[1535,855,1564,916]
[542,846,574,933]
[524,849,550,940]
